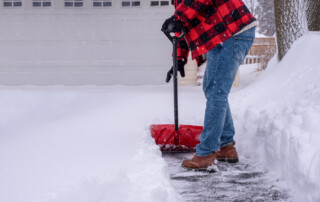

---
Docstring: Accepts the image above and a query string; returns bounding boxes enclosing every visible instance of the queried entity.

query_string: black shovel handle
[162,28,186,131]
[163,27,186,43]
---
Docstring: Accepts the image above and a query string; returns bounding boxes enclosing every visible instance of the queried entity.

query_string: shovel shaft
[173,38,179,131]
[162,29,186,132]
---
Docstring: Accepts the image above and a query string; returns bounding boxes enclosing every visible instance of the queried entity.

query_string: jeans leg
[196,40,235,156]
[196,27,255,157]
[220,102,235,147]
[220,27,256,148]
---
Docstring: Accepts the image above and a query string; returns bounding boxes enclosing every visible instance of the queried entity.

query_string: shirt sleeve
[176,32,190,63]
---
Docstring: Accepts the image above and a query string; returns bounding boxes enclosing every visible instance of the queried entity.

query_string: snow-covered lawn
[0,85,188,202]
[0,32,319,202]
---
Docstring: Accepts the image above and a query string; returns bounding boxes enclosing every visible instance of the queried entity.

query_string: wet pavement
[164,153,293,202]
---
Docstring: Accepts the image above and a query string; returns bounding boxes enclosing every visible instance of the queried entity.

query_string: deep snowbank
[0,87,183,202]
[232,32,320,201]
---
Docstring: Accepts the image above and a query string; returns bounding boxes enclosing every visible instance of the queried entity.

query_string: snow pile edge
[232,32,320,201]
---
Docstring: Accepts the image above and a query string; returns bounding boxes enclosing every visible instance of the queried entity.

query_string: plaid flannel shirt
[171,0,256,66]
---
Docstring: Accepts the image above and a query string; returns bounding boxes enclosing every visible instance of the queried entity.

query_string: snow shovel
[150,28,203,152]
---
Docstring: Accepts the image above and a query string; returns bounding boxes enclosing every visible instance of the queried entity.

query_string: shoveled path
[164,153,293,202]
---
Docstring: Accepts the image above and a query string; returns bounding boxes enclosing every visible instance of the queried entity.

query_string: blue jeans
[196,27,255,157]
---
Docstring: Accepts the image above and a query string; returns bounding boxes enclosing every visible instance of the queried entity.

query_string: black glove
[161,15,184,33]
[166,60,186,83]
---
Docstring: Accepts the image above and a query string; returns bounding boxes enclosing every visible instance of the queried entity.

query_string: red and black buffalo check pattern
[171,0,256,65]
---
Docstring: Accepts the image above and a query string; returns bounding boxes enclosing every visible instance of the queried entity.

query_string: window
[93,0,112,7]
[122,1,130,7]
[150,1,159,6]
[160,1,169,6]
[122,1,140,7]
[103,1,111,6]
[33,0,52,7]
[3,0,22,7]
[132,1,140,6]
[64,0,83,7]
[150,0,169,6]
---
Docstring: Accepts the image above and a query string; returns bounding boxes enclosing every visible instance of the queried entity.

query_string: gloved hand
[161,15,184,33]
[166,60,186,82]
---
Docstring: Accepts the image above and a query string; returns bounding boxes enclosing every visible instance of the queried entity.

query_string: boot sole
[217,158,239,163]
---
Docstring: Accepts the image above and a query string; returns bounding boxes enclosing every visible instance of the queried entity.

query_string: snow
[0,31,319,201]
[255,32,270,38]
[234,63,261,91]
[232,31,320,201]
[0,86,181,202]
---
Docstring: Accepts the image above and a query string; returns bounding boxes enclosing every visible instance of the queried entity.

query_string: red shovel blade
[150,124,203,152]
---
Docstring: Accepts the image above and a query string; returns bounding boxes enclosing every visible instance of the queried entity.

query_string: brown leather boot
[182,152,218,172]
[215,141,239,163]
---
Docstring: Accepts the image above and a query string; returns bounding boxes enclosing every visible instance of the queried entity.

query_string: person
[162,0,258,170]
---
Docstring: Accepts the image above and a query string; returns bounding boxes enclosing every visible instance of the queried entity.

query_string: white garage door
[0,1,175,85]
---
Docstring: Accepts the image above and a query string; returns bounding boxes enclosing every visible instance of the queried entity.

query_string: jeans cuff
[196,150,216,157]
[220,141,234,148]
